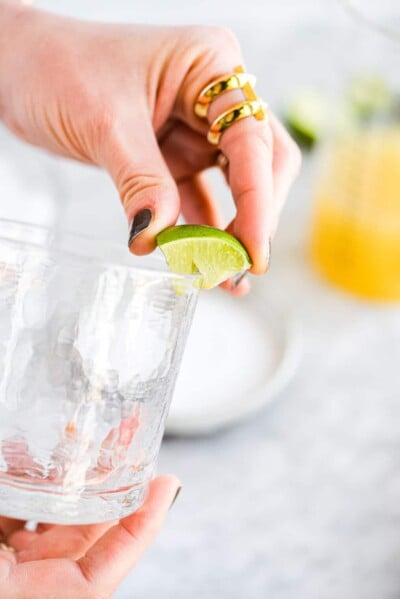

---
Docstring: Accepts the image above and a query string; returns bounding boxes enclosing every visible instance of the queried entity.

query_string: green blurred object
[284,90,328,150]
[285,75,398,151]
[346,74,394,119]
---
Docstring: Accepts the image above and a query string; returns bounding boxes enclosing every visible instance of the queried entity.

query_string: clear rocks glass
[0,219,199,524]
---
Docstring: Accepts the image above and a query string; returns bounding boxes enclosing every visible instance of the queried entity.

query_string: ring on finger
[0,542,15,553]
[216,152,229,170]
[194,66,256,119]
[194,65,268,147]
[207,99,268,146]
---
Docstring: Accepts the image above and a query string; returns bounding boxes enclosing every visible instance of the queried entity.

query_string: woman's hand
[0,5,300,292]
[0,476,180,599]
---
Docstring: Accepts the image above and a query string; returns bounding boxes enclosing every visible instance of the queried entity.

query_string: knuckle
[184,25,240,54]
[177,26,242,120]
[92,107,117,144]
[254,126,274,156]
[119,172,173,209]
[79,560,109,599]
[211,26,240,51]
[70,103,116,163]
[180,25,211,49]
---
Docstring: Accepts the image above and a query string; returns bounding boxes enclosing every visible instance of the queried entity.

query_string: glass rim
[0,216,202,283]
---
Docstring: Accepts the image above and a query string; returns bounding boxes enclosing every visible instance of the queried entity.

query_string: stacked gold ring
[194,72,256,118]
[194,65,268,147]
[207,99,267,146]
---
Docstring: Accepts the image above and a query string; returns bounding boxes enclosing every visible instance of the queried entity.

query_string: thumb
[102,118,180,255]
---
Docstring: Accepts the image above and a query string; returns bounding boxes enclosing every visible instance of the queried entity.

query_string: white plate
[166,286,301,436]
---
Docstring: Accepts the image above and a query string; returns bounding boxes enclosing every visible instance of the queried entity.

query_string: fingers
[101,116,181,255]
[160,120,217,181]
[78,475,180,597]
[174,28,300,274]
[17,522,114,563]
[177,44,273,272]
[215,110,300,266]
[219,275,251,297]
[174,26,245,135]
[176,170,251,295]
[218,218,252,296]
[207,89,274,275]
[8,530,37,553]
[178,173,224,227]
[160,122,224,225]
[0,519,37,554]
[0,517,25,540]
[160,119,253,295]
[0,518,21,567]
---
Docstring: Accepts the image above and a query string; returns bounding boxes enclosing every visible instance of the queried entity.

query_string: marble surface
[1,2,400,598]
[112,163,400,599]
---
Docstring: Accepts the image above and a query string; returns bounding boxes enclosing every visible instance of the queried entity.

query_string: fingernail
[170,486,182,510]
[266,237,272,270]
[128,209,152,246]
[230,271,247,290]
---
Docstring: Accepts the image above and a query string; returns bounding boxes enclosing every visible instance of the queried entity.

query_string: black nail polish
[128,209,152,246]
[170,486,182,510]
[231,271,247,289]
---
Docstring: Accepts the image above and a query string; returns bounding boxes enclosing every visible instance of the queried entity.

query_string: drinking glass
[0,218,199,524]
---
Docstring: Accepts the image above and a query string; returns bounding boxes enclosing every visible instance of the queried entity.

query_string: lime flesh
[156,225,251,289]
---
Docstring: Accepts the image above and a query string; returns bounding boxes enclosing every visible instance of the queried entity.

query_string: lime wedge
[156,225,251,289]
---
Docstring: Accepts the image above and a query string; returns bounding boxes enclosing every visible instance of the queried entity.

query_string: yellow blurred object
[311,126,400,301]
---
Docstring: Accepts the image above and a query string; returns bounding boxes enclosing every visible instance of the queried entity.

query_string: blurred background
[2,1,400,597]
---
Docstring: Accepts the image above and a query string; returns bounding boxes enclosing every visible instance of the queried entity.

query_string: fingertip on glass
[230,270,247,289]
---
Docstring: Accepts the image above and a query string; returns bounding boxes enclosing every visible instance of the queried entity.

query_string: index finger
[204,87,274,275]
[215,105,273,274]
[78,475,180,597]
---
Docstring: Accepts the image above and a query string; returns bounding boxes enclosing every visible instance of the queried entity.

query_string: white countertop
[113,159,400,599]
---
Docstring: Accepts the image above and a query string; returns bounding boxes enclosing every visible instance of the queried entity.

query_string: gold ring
[194,68,256,119]
[0,542,15,553]
[216,152,229,169]
[207,99,268,146]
